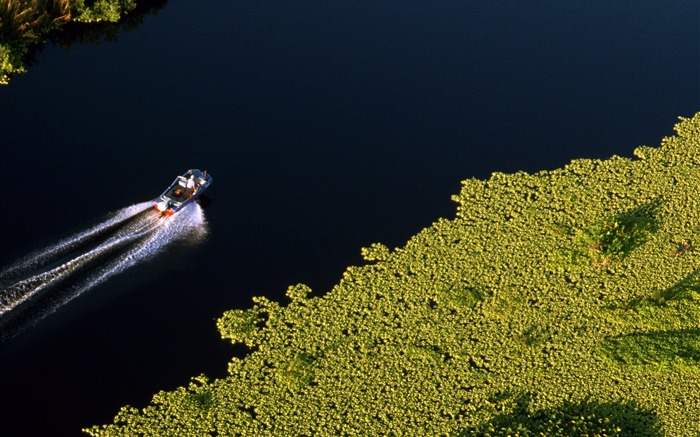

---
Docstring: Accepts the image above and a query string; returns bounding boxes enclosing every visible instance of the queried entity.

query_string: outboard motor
[155,201,168,212]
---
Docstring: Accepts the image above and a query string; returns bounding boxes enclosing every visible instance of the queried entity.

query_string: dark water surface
[0,1,698,434]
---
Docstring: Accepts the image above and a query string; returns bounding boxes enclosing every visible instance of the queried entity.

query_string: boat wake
[0,202,208,338]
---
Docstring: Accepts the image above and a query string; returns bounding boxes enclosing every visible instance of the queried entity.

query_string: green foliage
[0,0,136,84]
[86,114,700,436]
[278,351,318,389]
[565,201,659,267]
[600,329,700,368]
[444,284,485,309]
[361,242,391,262]
[71,0,136,23]
[216,308,261,347]
[460,398,662,437]
[648,266,700,305]
[285,283,312,302]
[0,43,25,84]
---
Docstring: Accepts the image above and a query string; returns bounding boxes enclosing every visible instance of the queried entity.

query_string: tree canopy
[0,0,139,84]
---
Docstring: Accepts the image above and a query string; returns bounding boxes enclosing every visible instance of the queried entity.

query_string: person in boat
[187,175,197,196]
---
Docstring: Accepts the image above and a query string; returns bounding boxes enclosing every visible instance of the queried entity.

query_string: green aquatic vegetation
[444,284,485,309]
[593,205,658,258]
[611,264,700,328]
[86,114,700,436]
[460,398,663,437]
[649,266,700,305]
[562,200,660,267]
[600,329,700,368]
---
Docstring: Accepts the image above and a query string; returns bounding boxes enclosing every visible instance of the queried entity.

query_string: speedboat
[154,169,213,216]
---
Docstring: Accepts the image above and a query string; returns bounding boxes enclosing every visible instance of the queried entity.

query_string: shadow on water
[459,396,663,437]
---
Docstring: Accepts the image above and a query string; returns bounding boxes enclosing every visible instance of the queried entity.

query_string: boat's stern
[154,200,175,217]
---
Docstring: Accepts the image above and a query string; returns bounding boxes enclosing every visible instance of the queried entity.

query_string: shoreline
[86,113,700,436]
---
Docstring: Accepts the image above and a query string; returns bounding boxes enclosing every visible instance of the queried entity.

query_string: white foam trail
[0,211,162,315]
[0,202,153,282]
[0,203,208,322]
[78,204,208,293]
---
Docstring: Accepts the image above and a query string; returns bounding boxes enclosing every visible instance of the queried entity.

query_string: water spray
[0,202,208,327]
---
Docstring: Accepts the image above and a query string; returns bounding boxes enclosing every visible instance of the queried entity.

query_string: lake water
[0,1,698,434]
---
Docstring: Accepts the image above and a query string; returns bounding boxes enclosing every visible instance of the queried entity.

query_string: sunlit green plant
[567,202,659,267]
[460,399,662,437]
[71,0,136,23]
[586,218,635,266]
